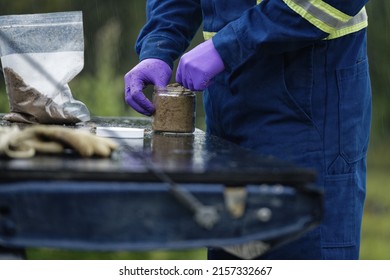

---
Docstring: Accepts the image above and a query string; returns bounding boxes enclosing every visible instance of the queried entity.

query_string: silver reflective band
[203,0,367,40]
[284,0,367,38]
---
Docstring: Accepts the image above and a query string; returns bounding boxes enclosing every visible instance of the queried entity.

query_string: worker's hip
[203,48,371,173]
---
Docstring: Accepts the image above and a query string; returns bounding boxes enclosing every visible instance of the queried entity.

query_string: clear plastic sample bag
[0,11,90,124]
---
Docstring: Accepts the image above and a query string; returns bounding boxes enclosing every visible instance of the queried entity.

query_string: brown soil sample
[3,67,81,124]
[152,83,196,133]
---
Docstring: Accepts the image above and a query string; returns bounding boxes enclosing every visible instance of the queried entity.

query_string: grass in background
[360,143,390,260]
[27,248,206,260]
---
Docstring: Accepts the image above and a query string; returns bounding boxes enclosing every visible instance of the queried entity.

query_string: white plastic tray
[96,127,144,139]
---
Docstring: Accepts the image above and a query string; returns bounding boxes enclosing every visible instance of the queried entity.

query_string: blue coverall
[136,0,372,259]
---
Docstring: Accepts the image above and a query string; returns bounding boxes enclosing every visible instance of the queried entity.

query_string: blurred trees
[366,1,390,143]
[0,0,146,74]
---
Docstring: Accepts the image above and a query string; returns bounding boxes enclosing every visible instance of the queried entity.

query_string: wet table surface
[0,116,316,187]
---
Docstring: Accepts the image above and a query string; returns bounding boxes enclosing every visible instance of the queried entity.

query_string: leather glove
[0,126,32,158]
[0,125,118,158]
[124,58,172,116]
[176,39,225,91]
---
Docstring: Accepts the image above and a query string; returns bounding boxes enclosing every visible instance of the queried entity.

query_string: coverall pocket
[336,59,371,164]
[322,173,356,248]
[282,48,314,123]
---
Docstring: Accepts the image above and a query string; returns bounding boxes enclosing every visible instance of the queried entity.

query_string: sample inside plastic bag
[0,11,90,124]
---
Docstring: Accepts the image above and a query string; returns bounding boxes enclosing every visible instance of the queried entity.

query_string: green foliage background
[0,1,389,260]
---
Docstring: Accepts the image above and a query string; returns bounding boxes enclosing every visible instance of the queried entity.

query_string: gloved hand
[176,39,225,91]
[124,58,172,116]
[0,125,118,158]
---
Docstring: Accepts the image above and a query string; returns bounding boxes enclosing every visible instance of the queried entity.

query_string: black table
[0,116,322,259]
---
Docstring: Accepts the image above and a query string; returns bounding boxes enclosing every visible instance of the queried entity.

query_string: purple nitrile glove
[176,39,225,91]
[124,58,172,116]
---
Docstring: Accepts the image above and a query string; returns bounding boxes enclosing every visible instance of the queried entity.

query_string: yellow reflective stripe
[284,0,347,31]
[257,0,263,4]
[310,0,351,22]
[325,19,368,40]
[284,0,367,37]
[203,1,367,41]
[203,31,216,40]
[285,1,336,34]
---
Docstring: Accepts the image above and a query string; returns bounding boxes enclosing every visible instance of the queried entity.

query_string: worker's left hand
[176,39,225,91]
[124,58,172,116]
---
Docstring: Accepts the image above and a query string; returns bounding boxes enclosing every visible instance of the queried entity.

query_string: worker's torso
[201,0,371,172]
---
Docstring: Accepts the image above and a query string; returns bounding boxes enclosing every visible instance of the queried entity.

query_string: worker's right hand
[124,58,172,116]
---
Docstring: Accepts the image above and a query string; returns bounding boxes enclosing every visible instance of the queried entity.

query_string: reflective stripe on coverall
[136,0,372,259]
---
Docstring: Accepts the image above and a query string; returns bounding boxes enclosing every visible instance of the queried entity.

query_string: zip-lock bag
[0,11,90,124]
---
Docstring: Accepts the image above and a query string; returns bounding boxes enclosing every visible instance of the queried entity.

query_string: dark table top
[0,116,316,187]
[0,116,322,256]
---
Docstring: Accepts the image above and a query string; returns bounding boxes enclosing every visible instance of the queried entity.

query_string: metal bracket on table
[224,186,247,219]
[169,183,220,230]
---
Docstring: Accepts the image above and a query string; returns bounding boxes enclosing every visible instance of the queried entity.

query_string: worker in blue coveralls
[124,0,372,260]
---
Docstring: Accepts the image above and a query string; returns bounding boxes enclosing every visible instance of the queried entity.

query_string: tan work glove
[0,125,118,158]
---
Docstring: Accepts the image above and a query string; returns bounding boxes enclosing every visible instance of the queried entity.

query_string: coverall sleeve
[135,0,202,69]
[213,0,369,72]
